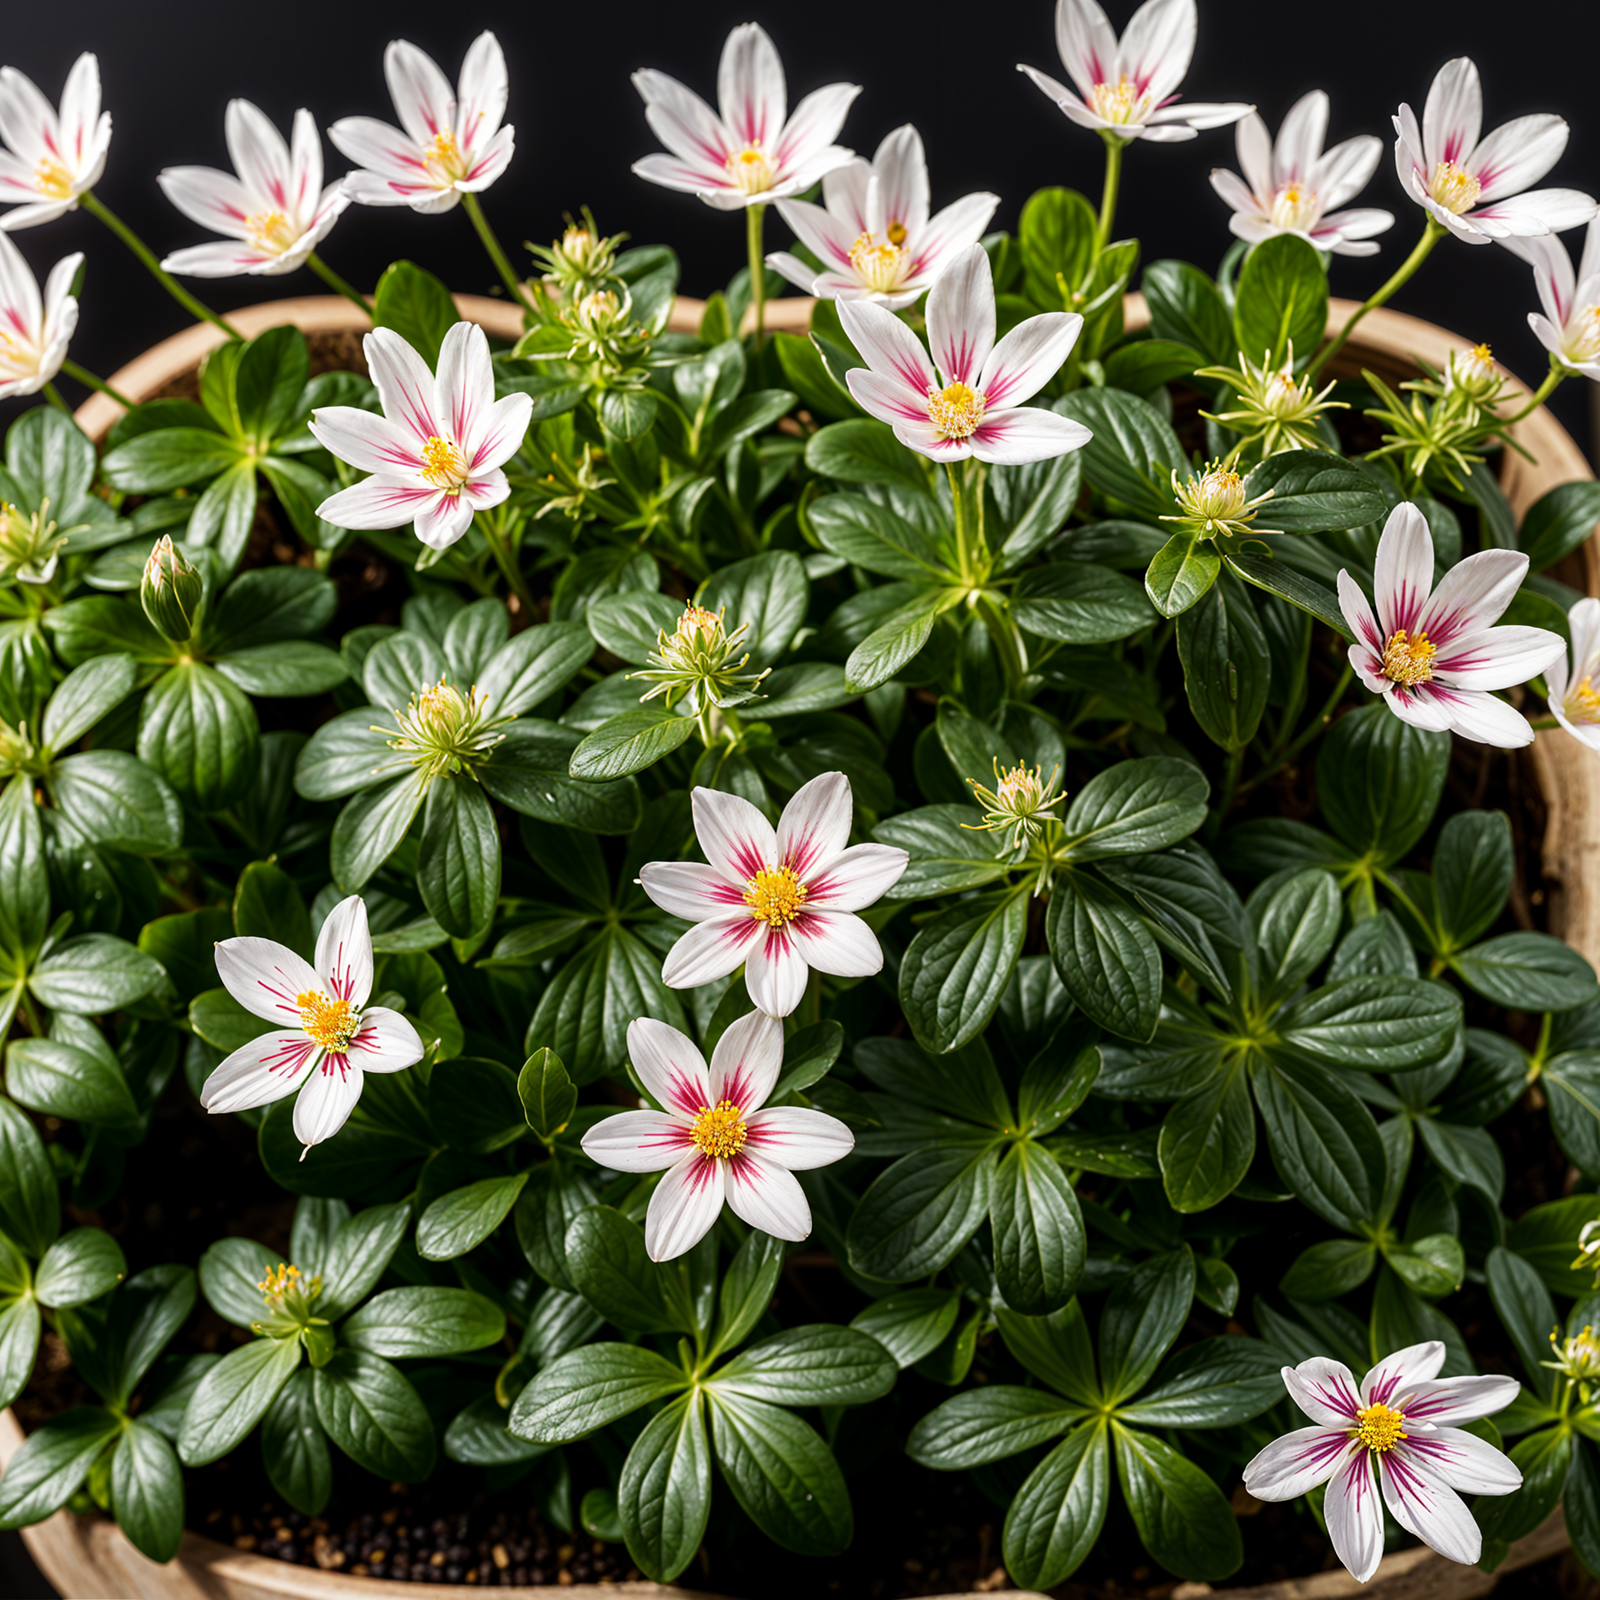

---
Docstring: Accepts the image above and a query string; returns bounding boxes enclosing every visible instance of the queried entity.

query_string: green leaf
[233,859,312,957]
[618,1391,711,1584]
[415,1174,530,1261]
[1145,533,1221,618]
[110,1420,184,1563]
[808,492,955,583]
[846,1142,999,1281]
[1233,233,1327,367]
[317,1203,411,1319]
[0,1095,57,1256]
[518,1048,577,1142]
[477,621,594,718]
[1222,552,1351,638]
[714,1324,896,1407]
[711,1230,785,1360]
[1143,260,1233,363]
[1316,704,1449,864]
[6,1038,137,1124]
[1278,976,1460,1070]
[443,1393,548,1468]
[508,1342,689,1443]
[138,660,260,812]
[1002,1421,1110,1589]
[844,589,950,692]
[48,751,183,855]
[482,721,643,834]
[0,1296,41,1412]
[1454,932,1597,1012]
[850,1289,961,1369]
[1158,1056,1254,1213]
[1387,1231,1466,1298]
[1241,451,1388,533]
[569,707,696,780]
[371,260,457,367]
[1064,757,1210,861]
[1176,574,1270,751]
[330,773,427,890]
[42,654,136,752]
[992,1141,1086,1316]
[901,890,1027,1055]
[873,805,1011,898]
[198,1236,281,1327]
[1542,1052,1600,1179]
[260,1367,332,1517]
[34,1227,126,1309]
[32,932,164,1016]
[313,1348,436,1481]
[586,592,679,665]
[1011,562,1154,644]
[1118,1336,1286,1426]
[1253,867,1342,1001]
[1433,811,1513,948]
[178,1335,303,1466]
[1099,1248,1196,1403]
[1019,186,1097,308]
[1046,873,1163,1041]
[1113,1421,1242,1582]
[564,1205,680,1333]
[0,1407,122,1528]
[341,1287,506,1357]
[997,1299,1100,1404]
[1280,1238,1378,1301]
[1507,1195,1600,1296]
[907,1385,1079,1472]
[104,1265,197,1406]
[1252,1056,1387,1230]
[990,441,1083,571]
[804,418,928,490]
[1519,480,1600,571]
[208,566,338,651]
[0,779,47,960]
[99,427,244,493]
[418,776,500,938]
[1055,389,1185,519]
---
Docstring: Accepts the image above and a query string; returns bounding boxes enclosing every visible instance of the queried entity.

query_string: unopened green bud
[141,536,203,642]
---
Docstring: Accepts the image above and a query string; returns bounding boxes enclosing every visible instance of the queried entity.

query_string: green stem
[975,594,1027,696]
[1240,664,1354,795]
[477,509,535,614]
[462,192,532,311]
[41,383,69,414]
[307,252,373,317]
[81,191,241,339]
[947,463,972,581]
[1502,362,1566,424]
[1095,134,1124,257]
[746,203,768,350]
[1309,219,1445,379]
[60,358,134,408]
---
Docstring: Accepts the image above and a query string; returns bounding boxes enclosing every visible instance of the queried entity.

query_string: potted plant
[2,5,1600,1598]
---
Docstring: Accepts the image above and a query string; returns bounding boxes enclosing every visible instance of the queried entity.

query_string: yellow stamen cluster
[1381,628,1436,688]
[245,209,294,254]
[33,158,72,200]
[424,129,466,182]
[297,990,361,1052]
[1445,342,1501,402]
[1162,460,1279,540]
[1197,343,1346,459]
[726,143,777,194]
[381,677,505,782]
[0,497,66,585]
[1269,181,1320,232]
[1550,1324,1600,1383]
[258,1263,303,1309]
[965,758,1067,862]
[1429,160,1482,215]
[1353,1402,1407,1453]
[849,232,909,294]
[419,434,468,491]
[690,1099,748,1160]
[560,227,595,263]
[1569,306,1600,365]
[744,866,808,927]
[1089,77,1142,124]
[927,381,987,440]
[630,603,769,715]
[1567,676,1600,724]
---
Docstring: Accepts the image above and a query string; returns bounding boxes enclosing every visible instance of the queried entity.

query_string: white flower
[1393,57,1596,244]
[1546,596,1600,757]
[1210,91,1392,257]
[1018,0,1251,145]
[631,22,859,211]
[202,895,423,1156]
[1503,217,1600,381]
[582,1011,854,1261]
[1243,1341,1520,1583]
[157,101,348,278]
[637,772,908,1019]
[767,124,999,311]
[1336,502,1564,748]
[0,229,78,398]
[309,321,533,551]
[839,242,1092,466]
[0,53,110,230]
[329,32,513,214]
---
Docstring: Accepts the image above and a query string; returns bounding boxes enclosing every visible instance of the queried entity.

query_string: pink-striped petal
[724,1151,812,1240]
[1378,1448,1481,1566]
[364,326,443,444]
[414,491,478,550]
[582,1109,694,1173]
[1018,65,1102,131]
[200,1031,318,1114]
[1473,188,1599,237]
[967,407,1092,467]
[807,843,909,911]
[347,1006,423,1073]
[778,772,852,879]
[871,124,929,239]
[225,99,293,215]
[1397,1428,1520,1496]
[638,861,749,921]
[927,242,995,388]
[822,158,871,236]
[632,69,731,172]
[744,924,810,1018]
[772,197,856,271]
[847,369,933,427]
[692,786,778,885]
[1243,1425,1353,1501]
[1383,681,1458,733]
[316,479,438,532]
[718,22,785,149]
[328,116,427,183]
[454,32,508,155]
[1422,57,1481,171]
[215,936,323,1026]
[315,894,373,1009]
[907,191,1002,282]
[1118,0,1197,104]
[436,320,493,459]
[743,1105,853,1170]
[309,405,425,477]
[293,1056,366,1149]
[1050,0,1120,99]
[1326,1448,1384,1584]
[837,298,938,396]
[892,419,974,461]
[627,1018,712,1118]
[1361,1341,1446,1408]
[767,251,820,295]
[789,909,883,980]
[1414,548,1527,644]
[979,313,1083,409]
[0,65,59,166]
[1429,684,1534,747]
[1273,91,1327,188]
[1372,503,1434,634]
[645,1151,726,1261]
[1283,1357,1361,1426]
[632,151,730,197]
[661,914,763,991]
[1469,114,1566,204]
[708,1009,784,1113]
[773,82,858,173]
[1315,135,1384,213]
[1433,624,1564,690]
[384,39,455,148]
[57,54,102,173]
[157,165,253,239]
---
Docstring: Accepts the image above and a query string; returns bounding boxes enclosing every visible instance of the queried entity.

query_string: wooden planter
[8,293,1591,1599]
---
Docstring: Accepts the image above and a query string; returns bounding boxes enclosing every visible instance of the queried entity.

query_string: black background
[0,2,1597,1595]
[0,0,1594,456]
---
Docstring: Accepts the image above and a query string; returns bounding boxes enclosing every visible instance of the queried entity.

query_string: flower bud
[630,604,770,714]
[141,536,203,642]
[0,498,67,586]
[1161,461,1278,541]
[1444,342,1502,403]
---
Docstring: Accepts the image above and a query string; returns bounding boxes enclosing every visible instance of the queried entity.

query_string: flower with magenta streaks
[329,32,513,214]
[1545,596,1600,758]
[309,320,533,551]
[0,53,110,230]
[1337,502,1564,747]
[767,124,998,311]
[1243,1341,1520,1583]
[201,895,423,1157]
[1018,0,1251,145]
[631,22,859,211]
[582,1010,854,1261]
[839,242,1091,466]
[637,772,908,1019]
[1393,57,1596,244]
[158,101,348,278]
[0,228,79,400]
[1504,217,1600,382]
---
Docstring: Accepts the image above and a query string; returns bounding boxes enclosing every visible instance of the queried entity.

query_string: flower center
[689,1099,748,1160]
[927,381,987,440]
[1571,305,1600,364]
[1353,1402,1407,1453]
[424,129,467,183]
[744,865,808,927]
[33,157,73,199]
[382,676,504,780]
[1191,467,1246,520]
[297,991,361,1052]
[726,143,777,194]
[849,232,909,294]
[1382,628,1436,687]
[1270,181,1320,232]
[420,434,468,490]
[1089,77,1143,123]
[258,1263,302,1306]
[244,209,295,253]
[1428,160,1482,214]
[1568,675,1600,724]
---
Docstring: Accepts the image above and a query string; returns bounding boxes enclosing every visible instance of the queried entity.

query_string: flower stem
[462,192,532,313]
[307,252,373,317]
[81,191,241,339]
[41,382,69,414]
[947,463,972,581]
[60,357,134,408]
[476,506,536,614]
[1502,360,1567,424]
[1095,133,1124,258]
[746,203,768,350]
[1308,218,1445,379]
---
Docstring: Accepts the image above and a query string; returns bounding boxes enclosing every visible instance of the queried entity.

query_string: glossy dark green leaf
[508,1342,688,1443]
[110,1420,184,1563]
[991,1141,1086,1315]
[1046,873,1163,1042]
[619,1391,711,1583]
[313,1348,436,1481]
[849,1289,961,1369]
[1316,704,1448,864]
[1099,1248,1195,1403]
[1002,1420,1110,1589]
[1454,932,1598,1012]
[1114,1421,1242,1582]
[901,890,1027,1055]
[138,660,260,812]
[341,1286,505,1357]
[260,1367,332,1517]
[1233,233,1326,367]
[0,1407,122,1528]
[846,1142,999,1281]
[1253,1056,1387,1230]
[1145,532,1221,618]
[177,1335,302,1465]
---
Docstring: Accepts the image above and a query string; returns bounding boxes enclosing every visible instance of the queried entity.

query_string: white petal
[1379,1448,1481,1567]
[1469,114,1567,204]
[1052,0,1120,100]
[413,492,476,551]
[317,479,438,532]
[1315,136,1384,213]
[767,250,821,295]
[1274,90,1328,188]
[200,1031,318,1114]
[1283,1357,1362,1426]
[744,1106,854,1170]
[215,936,323,1026]
[1383,682,1458,734]
[660,914,763,991]
[1570,596,1600,680]
[638,861,749,921]
[1362,1341,1447,1407]
[1151,102,1251,132]
[1210,166,1261,218]
[968,407,1093,466]
[1318,206,1394,243]
[872,124,930,238]
[718,21,785,149]
[632,151,730,197]
[157,164,253,241]
[454,32,509,155]
[1434,624,1564,690]
[1422,57,1481,172]
[807,843,909,911]
[926,242,995,388]
[582,1109,694,1173]
[708,1009,784,1113]
[364,326,444,443]
[315,894,374,1009]
[692,785,778,884]
[458,123,514,192]
[1337,570,1385,656]
[1373,502,1435,634]
[348,1006,422,1073]
[772,196,856,272]
[978,313,1083,409]
[1432,685,1536,747]
[790,909,884,979]
[1118,0,1197,105]
[632,70,731,173]
[1326,1448,1385,1584]
[469,391,533,474]
[1397,1427,1521,1494]
[160,241,274,279]
[292,1058,366,1149]
[327,116,427,185]
[1414,547,1528,645]
[309,405,424,476]
[435,321,496,457]
[627,1017,712,1118]
[744,925,810,1018]
[384,39,455,148]
[892,419,975,462]
[1243,1426,1354,1501]
[645,1153,726,1261]
[225,99,294,217]
[773,83,859,174]
[1019,63,1105,130]
[778,772,854,879]
[906,191,1002,282]
[724,1152,812,1240]
[57,54,102,175]
[837,297,938,394]
[847,368,934,427]
[0,65,61,166]
[1473,188,1599,237]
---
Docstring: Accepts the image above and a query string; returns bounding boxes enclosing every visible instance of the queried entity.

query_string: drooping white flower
[1546,596,1600,757]
[1336,502,1564,747]
[157,101,348,278]
[329,32,513,214]
[202,895,423,1156]
[839,242,1092,466]
[309,321,533,550]
[631,22,859,211]
[1503,218,1600,381]
[1210,91,1392,257]
[0,229,79,398]
[638,772,908,1019]
[582,1011,853,1261]
[767,124,999,311]
[1393,57,1596,244]
[0,53,111,230]
[1243,1342,1520,1583]
[1018,0,1251,145]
